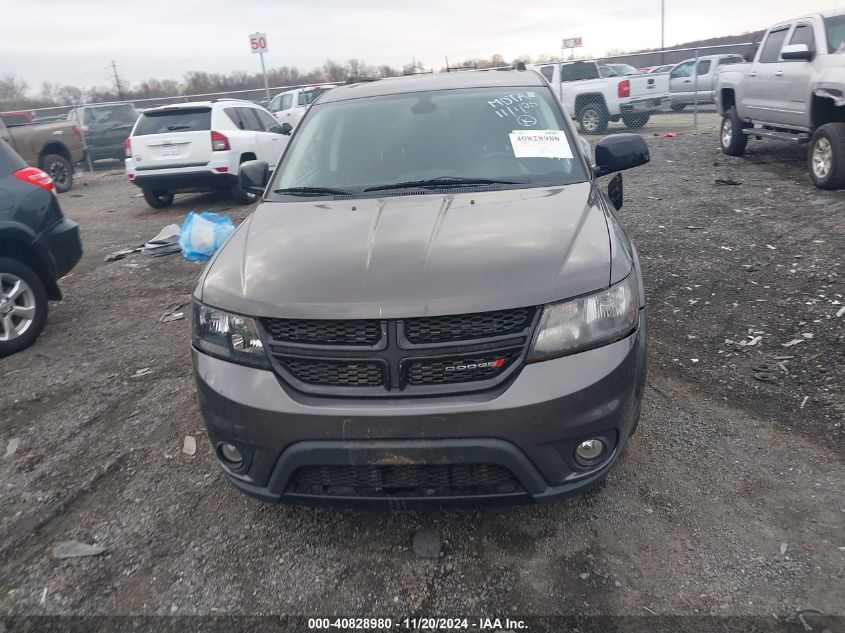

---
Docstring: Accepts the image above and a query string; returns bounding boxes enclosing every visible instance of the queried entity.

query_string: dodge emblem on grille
[445,359,506,372]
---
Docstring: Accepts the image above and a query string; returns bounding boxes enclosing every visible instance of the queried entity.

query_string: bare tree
[0,73,29,109]
[56,85,83,105]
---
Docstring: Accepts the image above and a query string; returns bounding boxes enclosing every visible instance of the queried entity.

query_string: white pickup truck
[532,60,670,134]
[267,84,336,131]
[716,9,845,189]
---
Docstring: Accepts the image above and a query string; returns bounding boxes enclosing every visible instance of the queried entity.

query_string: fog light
[219,443,243,465]
[575,439,605,465]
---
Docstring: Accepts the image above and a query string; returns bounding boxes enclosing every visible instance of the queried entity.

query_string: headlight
[528,274,639,362]
[192,302,270,368]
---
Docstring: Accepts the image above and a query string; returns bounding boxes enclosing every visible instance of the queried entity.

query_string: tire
[671,103,686,112]
[142,189,175,209]
[621,112,650,129]
[578,102,609,135]
[40,154,73,193]
[720,107,749,157]
[0,257,48,358]
[808,123,845,190]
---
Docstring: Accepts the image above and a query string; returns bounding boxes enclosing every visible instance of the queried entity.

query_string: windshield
[271,86,587,197]
[83,104,139,127]
[133,107,211,135]
[825,13,845,53]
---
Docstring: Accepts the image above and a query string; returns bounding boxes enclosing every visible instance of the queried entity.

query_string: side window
[254,109,282,133]
[789,24,815,51]
[224,107,246,130]
[268,94,281,112]
[759,28,790,62]
[279,94,293,110]
[539,66,554,83]
[237,107,264,132]
[670,62,693,79]
[696,60,711,75]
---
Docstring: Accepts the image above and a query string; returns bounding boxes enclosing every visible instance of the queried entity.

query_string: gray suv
[191,70,650,506]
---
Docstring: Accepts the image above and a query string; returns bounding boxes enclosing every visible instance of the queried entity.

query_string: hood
[200,183,612,319]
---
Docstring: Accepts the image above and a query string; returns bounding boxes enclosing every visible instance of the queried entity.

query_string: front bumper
[193,310,647,506]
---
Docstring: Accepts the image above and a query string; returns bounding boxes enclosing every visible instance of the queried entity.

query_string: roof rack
[344,77,379,85]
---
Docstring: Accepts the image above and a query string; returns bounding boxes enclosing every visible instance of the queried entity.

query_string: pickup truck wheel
[142,189,175,209]
[720,108,749,157]
[578,103,609,135]
[621,112,650,129]
[0,258,48,358]
[41,154,73,193]
[809,123,845,190]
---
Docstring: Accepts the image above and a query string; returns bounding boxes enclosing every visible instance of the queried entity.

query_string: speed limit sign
[249,32,268,54]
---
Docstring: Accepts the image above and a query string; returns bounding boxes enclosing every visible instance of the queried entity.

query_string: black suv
[0,138,82,357]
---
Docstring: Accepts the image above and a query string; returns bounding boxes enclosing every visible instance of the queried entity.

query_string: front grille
[290,463,522,497]
[262,307,537,397]
[406,353,515,385]
[263,318,382,346]
[404,307,534,344]
[281,358,384,387]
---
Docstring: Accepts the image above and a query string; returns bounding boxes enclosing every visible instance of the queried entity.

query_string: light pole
[660,0,666,64]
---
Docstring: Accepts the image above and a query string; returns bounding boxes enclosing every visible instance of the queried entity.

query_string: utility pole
[660,0,666,64]
[110,60,125,101]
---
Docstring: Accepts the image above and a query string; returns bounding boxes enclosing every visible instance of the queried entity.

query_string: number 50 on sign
[249,32,268,54]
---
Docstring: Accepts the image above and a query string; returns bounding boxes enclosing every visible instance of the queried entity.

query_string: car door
[273,93,295,125]
[692,59,713,102]
[777,22,817,129]
[239,107,285,166]
[669,61,695,102]
[744,25,791,122]
[252,108,286,166]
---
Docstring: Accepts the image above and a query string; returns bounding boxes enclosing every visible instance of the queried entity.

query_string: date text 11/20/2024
[307,617,528,630]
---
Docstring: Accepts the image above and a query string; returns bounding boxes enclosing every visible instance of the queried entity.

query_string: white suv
[125,100,289,208]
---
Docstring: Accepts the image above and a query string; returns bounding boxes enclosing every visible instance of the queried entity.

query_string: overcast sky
[2,0,840,91]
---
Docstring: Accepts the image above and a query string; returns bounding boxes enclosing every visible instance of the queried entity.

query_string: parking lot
[0,114,843,619]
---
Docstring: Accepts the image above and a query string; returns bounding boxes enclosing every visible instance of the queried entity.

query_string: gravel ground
[0,115,843,621]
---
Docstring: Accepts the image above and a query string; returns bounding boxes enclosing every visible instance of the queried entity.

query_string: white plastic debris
[53,540,107,559]
[5,438,19,457]
[182,435,197,456]
[781,339,805,348]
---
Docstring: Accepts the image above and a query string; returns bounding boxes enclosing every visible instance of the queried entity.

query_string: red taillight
[618,80,630,98]
[211,131,230,151]
[124,138,132,158]
[72,125,82,139]
[15,167,56,193]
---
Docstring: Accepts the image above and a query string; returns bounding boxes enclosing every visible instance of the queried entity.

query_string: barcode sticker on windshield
[509,130,573,159]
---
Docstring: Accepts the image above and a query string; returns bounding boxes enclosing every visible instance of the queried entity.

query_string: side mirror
[239,160,269,195]
[781,44,814,61]
[280,122,293,136]
[593,133,650,177]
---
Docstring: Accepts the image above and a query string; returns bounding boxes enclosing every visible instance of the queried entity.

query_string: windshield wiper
[363,176,526,192]
[166,124,191,131]
[274,186,358,196]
